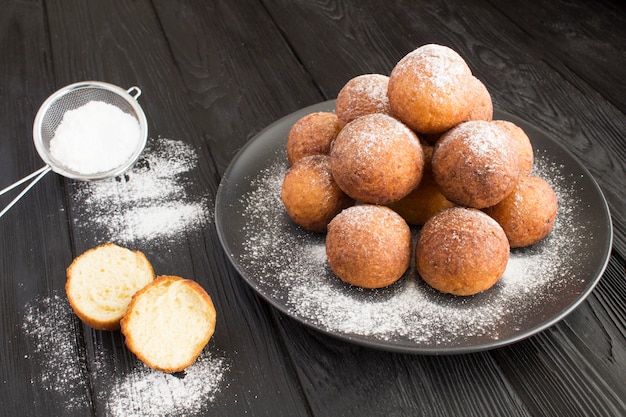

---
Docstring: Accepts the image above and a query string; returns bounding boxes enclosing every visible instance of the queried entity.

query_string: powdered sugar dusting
[437,120,512,160]
[500,153,585,295]
[21,291,229,416]
[331,204,407,232]
[232,137,590,348]
[425,206,503,235]
[337,74,391,120]
[335,113,420,164]
[103,352,229,417]
[344,74,389,100]
[72,137,209,244]
[392,44,471,94]
[21,293,91,412]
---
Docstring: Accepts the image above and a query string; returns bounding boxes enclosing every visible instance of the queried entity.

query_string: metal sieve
[0,81,148,218]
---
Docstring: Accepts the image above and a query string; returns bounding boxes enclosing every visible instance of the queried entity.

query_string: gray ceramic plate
[215,100,613,354]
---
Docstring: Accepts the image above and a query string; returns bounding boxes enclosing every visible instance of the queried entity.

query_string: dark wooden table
[1,1,624,416]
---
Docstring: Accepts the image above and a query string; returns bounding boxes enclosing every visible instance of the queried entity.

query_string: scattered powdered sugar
[21,291,229,416]
[71,137,209,244]
[233,142,588,348]
[21,138,226,413]
[21,293,91,412]
[103,352,229,417]
[50,101,142,175]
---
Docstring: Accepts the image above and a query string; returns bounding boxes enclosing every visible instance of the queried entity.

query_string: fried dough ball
[281,155,354,232]
[388,44,474,134]
[336,74,392,125]
[326,205,412,289]
[287,112,342,165]
[432,120,521,209]
[492,120,534,177]
[387,145,455,225]
[415,207,510,296]
[330,113,424,205]
[465,76,493,122]
[483,175,557,248]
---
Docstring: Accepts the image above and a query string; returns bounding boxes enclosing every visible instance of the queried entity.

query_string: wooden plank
[488,0,626,113]
[40,0,311,415]
[0,2,92,416]
[274,315,531,417]
[152,0,326,175]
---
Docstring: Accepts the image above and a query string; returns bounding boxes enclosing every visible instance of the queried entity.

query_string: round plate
[215,100,613,354]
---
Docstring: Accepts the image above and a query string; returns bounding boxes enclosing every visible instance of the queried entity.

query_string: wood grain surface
[0,0,624,416]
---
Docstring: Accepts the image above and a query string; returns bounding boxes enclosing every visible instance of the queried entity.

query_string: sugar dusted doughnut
[330,113,424,205]
[492,120,534,177]
[336,74,392,124]
[465,76,493,122]
[387,145,455,225]
[326,205,412,289]
[281,154,354,232]
[287,112,342,165]
[484,175,557,248]
[432,120,521,208]
[415,207,510,296]
[388,44,474,134]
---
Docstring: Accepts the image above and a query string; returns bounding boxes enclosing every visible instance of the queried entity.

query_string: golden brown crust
[336,74,392,124]
[121,275,217,373]
[492,120,534,177]
[388,44,474,134]
[388,144,455,225]
[388,170,456,226]
[287,112,342,165]
[65,243,155,331]
[483,175,557,247]
[431,120,521,208]
[281,155,354,232]
[465,76,493,122]
[415,207,509,296]
[330,113,424,205]
[326,205,412,289]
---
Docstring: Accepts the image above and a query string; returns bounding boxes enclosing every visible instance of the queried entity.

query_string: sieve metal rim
[32,80,149,181]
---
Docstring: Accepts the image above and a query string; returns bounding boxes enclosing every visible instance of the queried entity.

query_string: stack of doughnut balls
[281,44,558,296]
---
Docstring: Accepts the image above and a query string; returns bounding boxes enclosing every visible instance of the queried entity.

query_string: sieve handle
[0,165,52,219]
[127,86,142,100]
